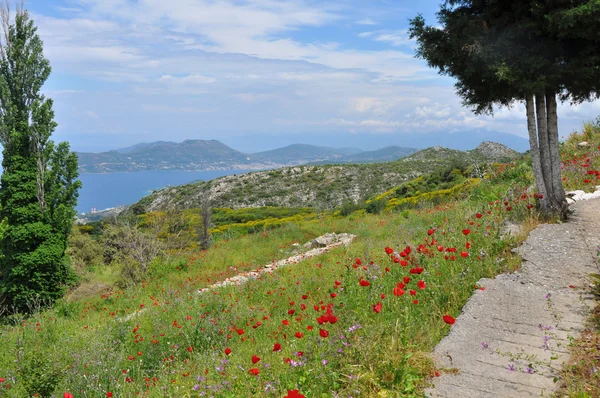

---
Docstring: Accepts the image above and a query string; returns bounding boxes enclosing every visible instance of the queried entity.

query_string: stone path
[426,198,600,398]
[198,232,355,293]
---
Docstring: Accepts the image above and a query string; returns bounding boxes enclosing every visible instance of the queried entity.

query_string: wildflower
[462,229,471,236]
[224,347,232,355]
[359,279,370,287]
[248,368,260,376]
[373,301,382,313]
[417,280,426,290]
[322,359,328,365]
[319,329,329,338]
[251,355,260,364]
[442,315,455,325]
[481,342,489,349]
[64,393,74,398]
[284,389,306,398]
[507,363,516,372]
[273,343,282,352]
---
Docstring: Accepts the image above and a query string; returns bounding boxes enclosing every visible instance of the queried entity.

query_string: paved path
[426,198,600,398]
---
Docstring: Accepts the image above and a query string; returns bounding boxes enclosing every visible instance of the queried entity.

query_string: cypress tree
[0,5,81,311]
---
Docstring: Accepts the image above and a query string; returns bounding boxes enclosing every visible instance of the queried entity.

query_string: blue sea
[77,170,252,214]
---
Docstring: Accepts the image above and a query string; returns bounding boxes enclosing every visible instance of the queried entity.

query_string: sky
[23,0,600,152]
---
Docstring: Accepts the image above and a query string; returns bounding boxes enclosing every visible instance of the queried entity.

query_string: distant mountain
[310,146,419,165]
[115,141,176,154]
[76,140,418,174]
[250,144,363,164]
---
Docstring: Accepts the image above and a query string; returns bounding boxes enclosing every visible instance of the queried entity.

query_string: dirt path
[426,198,600,397]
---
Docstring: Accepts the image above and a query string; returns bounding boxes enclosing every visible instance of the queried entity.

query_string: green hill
[133,142,519,212]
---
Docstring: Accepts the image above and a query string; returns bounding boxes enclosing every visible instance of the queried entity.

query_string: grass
[0,124,598,397]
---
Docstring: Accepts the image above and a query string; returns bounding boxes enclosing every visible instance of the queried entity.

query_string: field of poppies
[0,124,599,398]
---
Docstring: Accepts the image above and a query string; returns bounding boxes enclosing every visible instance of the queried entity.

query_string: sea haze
[76,170,252,213]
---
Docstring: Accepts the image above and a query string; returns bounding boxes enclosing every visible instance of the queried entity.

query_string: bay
[77,170,252,213]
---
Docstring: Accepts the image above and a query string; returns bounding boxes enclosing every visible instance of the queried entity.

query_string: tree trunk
[546,91,568,219]
[526,94,548,212]
[535,92,555,206]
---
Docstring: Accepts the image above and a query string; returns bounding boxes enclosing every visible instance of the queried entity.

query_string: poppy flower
[248,368,260,376]
[284,390,306,398]
[282,319,290,326]
[385,247,394,254]
[393,286,405,296]
[106,393,113,398]
[373,301,382,313]
[409,289,417,296]
[224,347,232,355]
[443,315,456,325]
[236,329,245,335]
[319,329,329,338]
[273,343,282,352]
[461,251,469,258]
[417,280,426,290]
[462,229,471,236]
[64,394,74,398]
[403,276,411,284]
[251,355,260,364]
[409,267,424,274]
[359,280,370,287]
[427,229,435,236]
[475,213,483,219]
[295,332,304,338]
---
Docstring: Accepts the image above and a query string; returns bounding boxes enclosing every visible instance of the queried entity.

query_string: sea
[77,170,253,214]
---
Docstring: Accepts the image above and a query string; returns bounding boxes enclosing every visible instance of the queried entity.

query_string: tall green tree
[409,0,600,219]
[0,4,81,311]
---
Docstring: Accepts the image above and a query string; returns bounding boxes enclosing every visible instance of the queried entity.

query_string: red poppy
[236,329,245,335]
[462,229,471,236]
[248,368,260,376]
[284,390,306,398]
[475,213,483,219]
[403,276,411,284]
[224,347,232,355]
[461,251,469,258]
[319,329,329,338]
[273,343,282,351]
[64,393,74,398]
[443,315,456,325]
[409,289,416,296]
[417,280,426,290]
[427,229,435,236]
[373,301,382,313]
[295,332,304,338]
[251,355,260,364]
[413,299,419,304]
[385,247,394,254]
[359,280,370,287]
[409,267,424,274]
[393,286,405,296]
[106,393,113,398]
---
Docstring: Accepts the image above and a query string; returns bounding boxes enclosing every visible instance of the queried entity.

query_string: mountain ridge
[76,140,420,173]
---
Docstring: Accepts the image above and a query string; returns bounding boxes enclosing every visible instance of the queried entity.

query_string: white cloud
[357,18,377,25]
[85,110,99,119]
[158,74,217,84]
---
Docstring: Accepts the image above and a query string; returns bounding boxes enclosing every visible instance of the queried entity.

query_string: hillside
[134,142,519,212]
[76,140,418,173]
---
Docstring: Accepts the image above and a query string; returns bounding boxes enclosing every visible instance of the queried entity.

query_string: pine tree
[0,4,81,311]
[409,0,600,219]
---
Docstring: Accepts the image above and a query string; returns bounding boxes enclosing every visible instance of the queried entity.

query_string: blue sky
[25,0,600,152]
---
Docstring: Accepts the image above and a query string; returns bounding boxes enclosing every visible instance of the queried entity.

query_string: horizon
[25,0,600,152]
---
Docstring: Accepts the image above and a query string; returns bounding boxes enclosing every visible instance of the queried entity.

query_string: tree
[0,4,81,311]
[409,0,600,219]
